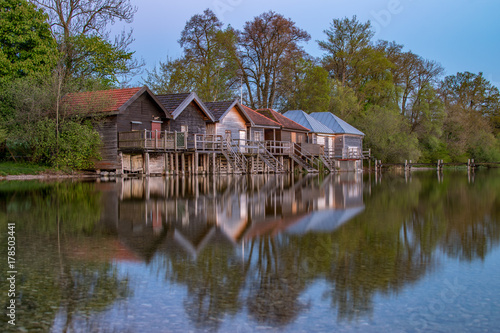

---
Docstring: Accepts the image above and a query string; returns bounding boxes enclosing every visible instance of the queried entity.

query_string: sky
[112,0,500,88]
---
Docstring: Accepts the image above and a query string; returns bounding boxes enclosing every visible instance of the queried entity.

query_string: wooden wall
[117,93,169,133]
[216,106,247,140]
[249,127,265,141]
[93,116,119,170]
[170,101,208,135]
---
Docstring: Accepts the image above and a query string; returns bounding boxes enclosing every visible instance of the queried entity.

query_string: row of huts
[64,86,366,175]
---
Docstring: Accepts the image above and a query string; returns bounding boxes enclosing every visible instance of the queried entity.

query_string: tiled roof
[241,105,280,127]
[205,100,236,121]
[156,92,215,121]
[310,112,364,136]
[257,109,310,132]
[155,93,192,114]
[63,87,142,113]
[283,110,335,134]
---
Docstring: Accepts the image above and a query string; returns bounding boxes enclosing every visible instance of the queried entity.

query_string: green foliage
[26,118,101,169]
[357,106,421,162]
[66,34,134,89]
[279,60,331,113]
[0,0,58,83]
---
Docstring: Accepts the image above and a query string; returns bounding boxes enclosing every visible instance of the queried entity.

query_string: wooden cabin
[283,110,336,157]
[63,86,172,171]
[204,100,252,142]
[310,112,364,159]
[256,109,310,144]
[156,92,215,136]
[241,105,281,142]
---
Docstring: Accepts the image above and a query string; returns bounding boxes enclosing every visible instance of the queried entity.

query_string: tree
[357,106,421,163]
[440,72,500,162]
[143,9,237,101]
[0,0,57,82]
[29,0,139,87]
[234,11,310,109]
[318,16,394,106]
[318,16,372,87]
[279,60,332,113]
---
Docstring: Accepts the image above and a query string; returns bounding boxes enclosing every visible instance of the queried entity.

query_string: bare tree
[234,11,310,109]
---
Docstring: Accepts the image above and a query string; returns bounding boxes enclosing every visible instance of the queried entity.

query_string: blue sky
[114,0,500,87]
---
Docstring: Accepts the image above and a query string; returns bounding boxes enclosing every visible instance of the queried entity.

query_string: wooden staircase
[291,143,319,173]
[222,140,247,173]
[257,142,285,173]
[319,155,336,173]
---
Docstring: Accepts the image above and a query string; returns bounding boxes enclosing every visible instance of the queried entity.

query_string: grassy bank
[0,161,51,176]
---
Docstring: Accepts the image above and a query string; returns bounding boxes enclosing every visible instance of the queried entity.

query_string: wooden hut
[204,100,252,142]
[256,108,310,144]
[156,92,215,136]
[241,105,281,142]
[63,86,172,171]
[309,112,364,159]
[283,110,335,157]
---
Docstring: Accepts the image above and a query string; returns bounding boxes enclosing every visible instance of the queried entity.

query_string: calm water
[1,170,500,332]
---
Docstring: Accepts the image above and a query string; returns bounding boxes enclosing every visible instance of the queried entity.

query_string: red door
[151,121,161,138]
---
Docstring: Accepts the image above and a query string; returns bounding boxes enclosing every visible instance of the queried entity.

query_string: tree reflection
[0,182,130,332]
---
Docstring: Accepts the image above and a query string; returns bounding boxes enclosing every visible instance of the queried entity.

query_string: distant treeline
[1,1,499,165]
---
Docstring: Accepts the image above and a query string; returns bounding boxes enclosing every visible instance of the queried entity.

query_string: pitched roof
[62,86,171,118]
[310,112,365,136]
[205,100,252,124]
[283,110,335,134]
[241,105,280,128]
[204,100,235,120]
[256,109,310,132]
[156,92,215,121]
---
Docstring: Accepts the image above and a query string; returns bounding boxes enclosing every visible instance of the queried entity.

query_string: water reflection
[1,170,500,332]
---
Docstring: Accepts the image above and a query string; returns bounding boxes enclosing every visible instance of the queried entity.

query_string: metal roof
[310,112,364,136]
[283,110,335,134]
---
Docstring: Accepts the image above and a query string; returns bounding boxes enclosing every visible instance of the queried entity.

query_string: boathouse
[282,110,335,158]
[63,86,172,171]
[310,112,365,171]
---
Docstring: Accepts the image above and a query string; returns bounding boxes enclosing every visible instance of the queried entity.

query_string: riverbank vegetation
[1,2,499,170]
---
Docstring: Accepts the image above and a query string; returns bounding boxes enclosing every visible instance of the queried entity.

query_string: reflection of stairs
[291,143,318,173]
[257,142,285,173]
[320,155,335,173]
[222,140,247,173]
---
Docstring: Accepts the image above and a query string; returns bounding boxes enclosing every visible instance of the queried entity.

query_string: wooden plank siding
[169,101,208,135]
[117,93,169,133]
[216,106,248,140]
[93,116,120,170]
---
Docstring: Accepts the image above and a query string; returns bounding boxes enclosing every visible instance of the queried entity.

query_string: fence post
[144,129,147,148]
[155,130,158,149]
[194,134,198,150]
[174,131,177,151]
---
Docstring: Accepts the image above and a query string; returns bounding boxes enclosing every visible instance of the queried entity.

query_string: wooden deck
[117,131,368,175]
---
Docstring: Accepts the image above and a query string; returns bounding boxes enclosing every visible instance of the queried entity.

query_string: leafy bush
[28,118,101,169]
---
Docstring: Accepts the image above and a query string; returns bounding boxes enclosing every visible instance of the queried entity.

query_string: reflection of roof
[156,92,215,121]
[241,105,281,128]
[285,207,365,234]
[244,214,306,239]
[310,112,364,136]
[283,110,334,134]
[257,109,310,132]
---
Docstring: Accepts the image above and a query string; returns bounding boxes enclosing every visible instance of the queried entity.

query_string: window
[254,131,263,142]
[180,125,188,133]
[130,121,142,131]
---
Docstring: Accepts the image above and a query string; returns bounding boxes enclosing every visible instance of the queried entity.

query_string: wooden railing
[192,134,224,151]
[118,130,187,150]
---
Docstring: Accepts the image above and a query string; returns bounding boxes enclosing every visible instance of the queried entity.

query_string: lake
[1,170,499,332]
